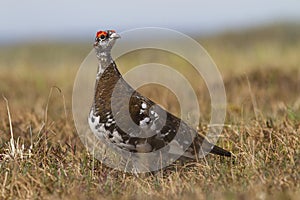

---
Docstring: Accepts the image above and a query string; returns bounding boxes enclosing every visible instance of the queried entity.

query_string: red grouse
[88,30,231,163]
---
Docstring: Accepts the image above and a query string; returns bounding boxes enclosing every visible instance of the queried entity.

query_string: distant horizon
[1,0,300,45]
[1,21,299,46]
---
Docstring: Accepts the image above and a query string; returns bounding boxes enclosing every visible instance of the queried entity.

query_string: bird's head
[93,30,120,53]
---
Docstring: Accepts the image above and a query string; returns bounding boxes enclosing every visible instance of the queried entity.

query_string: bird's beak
[110,32,121,39]
[93,41,98,47]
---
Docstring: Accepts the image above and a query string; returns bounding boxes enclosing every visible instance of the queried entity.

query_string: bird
[88,30,231,167]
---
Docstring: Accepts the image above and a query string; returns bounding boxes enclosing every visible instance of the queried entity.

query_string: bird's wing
[109,77,202,155]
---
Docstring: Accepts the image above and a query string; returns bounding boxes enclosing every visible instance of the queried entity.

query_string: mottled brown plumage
[88,30,231,162]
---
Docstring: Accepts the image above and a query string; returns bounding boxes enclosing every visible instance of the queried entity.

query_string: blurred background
[0,2,300,199]
[1,0,300,43]
[0,0,300,121]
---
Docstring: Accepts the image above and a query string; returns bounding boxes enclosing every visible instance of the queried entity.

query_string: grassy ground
[0,24,299,199]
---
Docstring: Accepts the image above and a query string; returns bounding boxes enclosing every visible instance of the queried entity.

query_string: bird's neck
[92,49,123,115]
[96,51,113,76]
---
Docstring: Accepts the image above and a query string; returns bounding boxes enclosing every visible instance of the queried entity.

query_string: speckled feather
[88,30,231,159]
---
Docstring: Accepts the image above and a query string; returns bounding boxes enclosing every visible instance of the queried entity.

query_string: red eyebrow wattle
[96,31,107,38]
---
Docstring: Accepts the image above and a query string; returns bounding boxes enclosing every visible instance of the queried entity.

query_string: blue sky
[1,0,300,43]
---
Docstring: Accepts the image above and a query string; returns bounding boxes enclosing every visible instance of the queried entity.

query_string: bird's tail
[172,136,232,160]
[210,144,231,157]
[200,139,232,157]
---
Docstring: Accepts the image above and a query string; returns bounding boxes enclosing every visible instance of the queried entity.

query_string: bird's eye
[100,34,106,40]
[96,30,108,41]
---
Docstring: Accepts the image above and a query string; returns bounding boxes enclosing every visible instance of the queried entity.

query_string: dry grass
[0,24,299,199]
